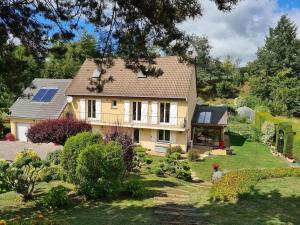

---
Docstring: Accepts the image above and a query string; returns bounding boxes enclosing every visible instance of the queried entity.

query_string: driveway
[0,141,62,161]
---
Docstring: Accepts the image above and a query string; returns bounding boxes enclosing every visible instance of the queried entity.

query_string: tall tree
[254,15,300,77]
[42,34,97,79]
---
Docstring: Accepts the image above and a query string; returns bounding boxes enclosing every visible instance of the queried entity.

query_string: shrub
[166,145,183,158]
[0,151,49,201]
[123,179,146,198]
[27,118,92,145]
[255,112,281,130]
[156,152,192,181]
[211,168,300,202]
[104,127,134,171]
[46,149,61,165]
[216,81,235,98]
[15,149,40,162]
[39,165,63,182]
[188,149,200,162]
[76,141,126,199]
[261,121,275,146]
[5,133,15,141]
[293,135,300,161]
[275,122,294,158]
[43,185,69,208]
[132,146,153,173]
[61,132,102,183]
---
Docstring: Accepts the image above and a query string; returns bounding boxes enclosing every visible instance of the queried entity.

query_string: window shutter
[124,100,130,123]
[96,99,101,121]
[170,102,178,125]
[151,102,158,124]
[141,101,148,124]
[80,99,85,120]
[170,131,177,144]
[152,129,157,142]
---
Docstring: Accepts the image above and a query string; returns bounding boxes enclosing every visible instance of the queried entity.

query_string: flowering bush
[261,121,275,145]
[27,119,92,145]
[105,126,134,171]
[211,168,300,202]
[212,163,220,171]
[5,133,15,141]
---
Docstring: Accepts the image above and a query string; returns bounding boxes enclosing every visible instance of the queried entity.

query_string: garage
[16,123,31,141]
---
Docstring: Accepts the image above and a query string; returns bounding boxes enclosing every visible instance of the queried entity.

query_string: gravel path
[0,141,62,161]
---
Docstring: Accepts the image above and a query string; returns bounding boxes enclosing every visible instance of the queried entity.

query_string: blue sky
[278,0,300,9]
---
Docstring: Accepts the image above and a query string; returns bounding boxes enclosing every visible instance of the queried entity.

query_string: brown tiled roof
[66,56,194,99]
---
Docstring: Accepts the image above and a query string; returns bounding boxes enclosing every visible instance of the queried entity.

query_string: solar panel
[42,89,58,102]
[32,89,47,102]
[32,88,58,102]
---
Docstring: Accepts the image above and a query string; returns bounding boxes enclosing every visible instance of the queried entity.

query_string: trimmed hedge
[255,112,300,161]
[27,119,92,145]
[211,168,300,201]
[293,134,300,161]
[275,122,294,158]
[255,112,281,130]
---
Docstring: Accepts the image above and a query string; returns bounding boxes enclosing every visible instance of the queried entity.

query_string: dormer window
[137,70,147,78]
[92,69,101,78]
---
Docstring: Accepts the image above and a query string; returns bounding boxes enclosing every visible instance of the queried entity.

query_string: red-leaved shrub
[212,163,220,171]
[27,119,92,145]
[5,133,15,141]
[104,126,134,172]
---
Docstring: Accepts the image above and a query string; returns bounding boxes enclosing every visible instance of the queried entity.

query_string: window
[88,100,96,118]
[132,102,142,121]
[158,130,170,142]
[111,100,117,108]
[160,103,170,123]
[32,88,58,102]
[133,128,140,143]
[198,112,212,124]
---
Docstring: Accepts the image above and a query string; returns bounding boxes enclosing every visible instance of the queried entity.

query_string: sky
[179,0,300,65]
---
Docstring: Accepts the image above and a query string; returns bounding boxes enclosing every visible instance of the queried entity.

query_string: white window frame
[132,101,142,122]
[87,99,96,119]
[157,130,170,143]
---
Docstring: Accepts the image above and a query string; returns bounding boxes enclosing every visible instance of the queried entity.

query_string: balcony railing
[79,112,186,129]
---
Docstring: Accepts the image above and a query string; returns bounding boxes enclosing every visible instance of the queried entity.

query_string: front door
[133,128,140,143]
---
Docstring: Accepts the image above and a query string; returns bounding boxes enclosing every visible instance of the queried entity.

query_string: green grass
[0,138,298,225]
[190,135,288,181]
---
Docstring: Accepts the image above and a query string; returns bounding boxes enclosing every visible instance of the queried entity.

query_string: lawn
[0,135,297,225]
[190,134,288,181]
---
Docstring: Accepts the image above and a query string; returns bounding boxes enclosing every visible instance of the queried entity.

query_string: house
[65,56,197,152]
[8,79,72,141]
[7,56,228,153]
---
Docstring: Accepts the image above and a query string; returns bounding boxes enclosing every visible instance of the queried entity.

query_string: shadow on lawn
[228,132,247,147]
[3,185,300,225]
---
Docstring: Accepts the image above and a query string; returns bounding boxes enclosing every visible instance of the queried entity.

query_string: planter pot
[287,158,295,163]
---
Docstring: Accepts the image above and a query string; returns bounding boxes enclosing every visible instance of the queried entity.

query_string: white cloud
[178,0,300,65]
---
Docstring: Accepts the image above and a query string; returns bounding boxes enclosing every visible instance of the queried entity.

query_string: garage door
[17,123,31,141]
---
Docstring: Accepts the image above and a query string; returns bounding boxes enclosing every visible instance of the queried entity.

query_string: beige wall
[91,125,187,152]
[68,96,188,124]
[187,68,197,142]
[10,118,40,138]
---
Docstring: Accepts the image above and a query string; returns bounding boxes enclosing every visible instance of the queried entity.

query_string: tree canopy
[246,15,300,117]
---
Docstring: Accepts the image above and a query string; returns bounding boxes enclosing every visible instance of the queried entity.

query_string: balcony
[79,112,187,130]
